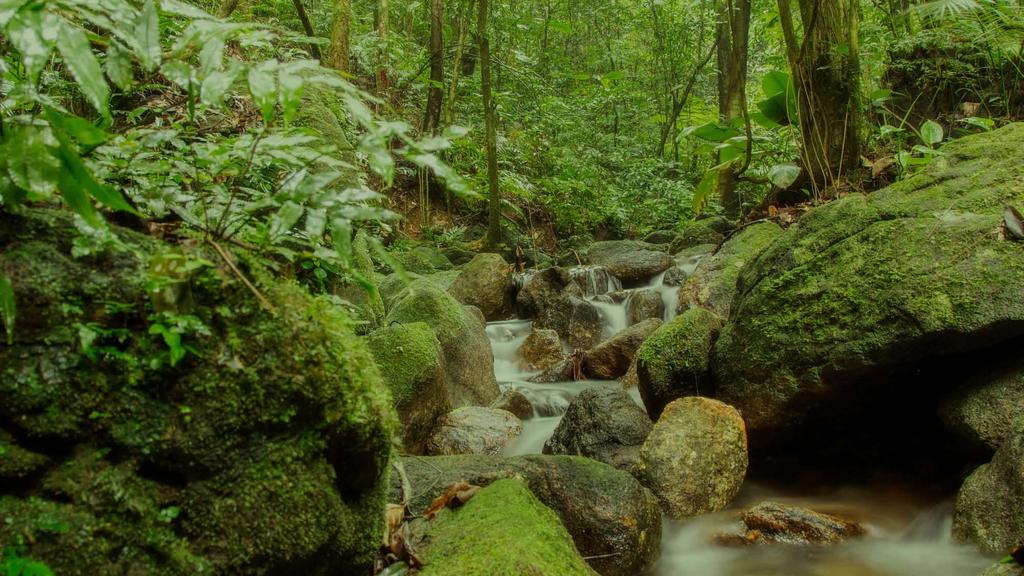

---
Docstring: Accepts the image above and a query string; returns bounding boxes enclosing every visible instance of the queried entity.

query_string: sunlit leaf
[7,7,59,84]
[769,163,801,189]
[920,120,944,146]
[57,20,111,120]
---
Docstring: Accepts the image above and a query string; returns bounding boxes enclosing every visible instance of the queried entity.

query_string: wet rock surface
[543,387,653,470]
[426,407,523,456]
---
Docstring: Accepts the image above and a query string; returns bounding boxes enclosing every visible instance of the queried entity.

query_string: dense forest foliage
[1,0,1023,574]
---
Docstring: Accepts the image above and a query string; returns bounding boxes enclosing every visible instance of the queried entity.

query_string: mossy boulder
[954,420,1024,554]
[543,387,653,471]
[940,352,1024,454]
[0,208,395,574]
[676,221,783,317]
[0,430,49,485]
[587,240,674,285]
[332,231,386,334]
[635,397,748,519]
[413,478,596,576]
[447,253,513,321]
[391,454,662,576]
[714,123,1024,435]
[636,308,724,419]
[671,217,731,252]
[367,322,451,453]
[386,280,500,406]
[388,245,454,274]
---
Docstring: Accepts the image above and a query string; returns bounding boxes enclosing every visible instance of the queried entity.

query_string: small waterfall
[485,320,536,382]
[570,266,622,297]
[592,298,628,338]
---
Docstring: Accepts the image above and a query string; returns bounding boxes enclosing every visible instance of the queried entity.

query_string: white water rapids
[484,254,997,576]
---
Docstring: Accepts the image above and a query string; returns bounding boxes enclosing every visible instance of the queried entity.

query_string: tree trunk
[377,0,391,95]
[478,0,501,248]
[657,44,714,157]
[778,0,861,196]
[328,0,351,72]
[444,0,474,126]
[717,0,750,217]
[423,0,445,134]
[218,0,240,18]
[291,0,322,61]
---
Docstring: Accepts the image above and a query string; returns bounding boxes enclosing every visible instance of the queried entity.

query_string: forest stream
[485,258,997,576]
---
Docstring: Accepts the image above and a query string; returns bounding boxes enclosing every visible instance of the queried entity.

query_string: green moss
[333,231,386,334]
[714,123,1024,432]
[636,308,723,417]
[0,431,49,482]
[672,217,729,252]
[385,280,471,347]
[416,479,596,576]
[367,322,443,406]
[388,245,455,275]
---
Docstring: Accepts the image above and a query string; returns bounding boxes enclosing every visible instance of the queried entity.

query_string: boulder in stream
[492,388,535,420]
[447,253,513,321]
[671,217,730,252]
[391,454,662,576]
[584,318,663,380]
[626,289,665,325]
[516,267,604,349]
[636,397,748,519]
[954,419,1024,554]
[521,328,564,370]
[714,124,1024,437]
[543,387,653,470]
[367,322,450,454]
[426,407,523,456]
[387,280,500,407]
[717,502,866,546]
[587,240,674,284]
[979,564,1024,576]
[409,478,596,576]
[940,352,1024,454]
[636,308,723,419]
[676,221,782,318]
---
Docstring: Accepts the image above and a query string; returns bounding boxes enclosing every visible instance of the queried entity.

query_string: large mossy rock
[447,252,513,321]
[940,352,1024,454]
[386,280,500,407]
[392,454,662,576]
[367,322,451,454]
[671,217,731,252]
[587,240,674,284]
[715,124,1024,435]
[635,397,748,519]
[0,209,395,575]
[413,479,596,576]
[954,421,1024,554]
[676,221,783,317]
[636,308,723,419]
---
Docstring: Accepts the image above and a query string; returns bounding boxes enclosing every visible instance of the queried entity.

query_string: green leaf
[57,20,111,121]
[0,0,28,28]
[278,67,304,125]
[200,65,241,108]
[920,120,944,146]
[135,0,162,72]
[0,272,15,345]
[7,6,59,84]
[105,42,134,90]
[46,109,110,150]
[761,70,790,97]
[683,122,740,143]
[248,62,277,124]
[160,0,212,20]
[47,110,136,215]
[692,169,719,215]
[769,163,801,189]
[879,124,904,138]
[962,116,994,131]
[5,123,61,197]
[269,201,304,240]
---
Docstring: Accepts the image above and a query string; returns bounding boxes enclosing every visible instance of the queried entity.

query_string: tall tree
[291,0,322,61]
[444,0,474,125]
[777,0,861,195]
[423,0,445,134]
[376,0,391,95]
[716,0,751,216]
[478,0,502,248]
[328,0,351,72]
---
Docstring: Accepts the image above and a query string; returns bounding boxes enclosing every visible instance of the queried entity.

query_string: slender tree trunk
[717,0,751,217]
[478,0,501,248]
[778,0,861,196]
[328,0,351,72]
[291,0,322,61]
[377,0,391,95]
[657,44,715,156]
[444,0,474,126]
[219,0,240,18]
[423,0,445,134]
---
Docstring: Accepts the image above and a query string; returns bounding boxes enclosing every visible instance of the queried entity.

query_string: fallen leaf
[1004,205,1024,241]
[423,481,481,520]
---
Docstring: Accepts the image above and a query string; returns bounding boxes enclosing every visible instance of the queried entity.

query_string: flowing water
[485,255,995,575]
